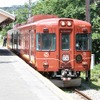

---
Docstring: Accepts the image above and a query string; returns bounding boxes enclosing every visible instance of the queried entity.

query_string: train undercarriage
[40,68,90,87]
[40,69,82,87]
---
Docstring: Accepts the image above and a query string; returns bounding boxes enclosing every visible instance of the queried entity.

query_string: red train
[7,14,91,82]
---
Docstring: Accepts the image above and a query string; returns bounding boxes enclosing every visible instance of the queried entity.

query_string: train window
[76,34,91,51]
[61,33,70,50]
[36,33,56,51]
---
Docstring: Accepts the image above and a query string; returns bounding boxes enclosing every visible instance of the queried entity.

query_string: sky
[0,0,38,7]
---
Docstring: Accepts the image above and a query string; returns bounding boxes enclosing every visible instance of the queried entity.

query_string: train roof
[11,15,91,30]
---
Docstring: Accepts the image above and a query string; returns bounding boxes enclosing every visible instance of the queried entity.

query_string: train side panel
[35,24,59,71]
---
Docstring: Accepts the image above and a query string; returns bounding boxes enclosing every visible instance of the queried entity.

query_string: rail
[74,89,92,100]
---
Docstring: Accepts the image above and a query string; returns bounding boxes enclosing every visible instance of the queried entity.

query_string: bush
[92,39,100,64]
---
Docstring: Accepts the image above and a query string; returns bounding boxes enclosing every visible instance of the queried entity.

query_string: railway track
[74,89,92,100]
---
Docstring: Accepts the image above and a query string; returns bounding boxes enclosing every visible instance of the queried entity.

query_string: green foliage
[32,0,86,19]
[0,23,12,37]
[90,64,100,88]
[32,0,57,15]
[14,6,29,24]
[0,28,6,36]
[81,64,100,89]
[91,3,100,35]
[91,64,100,78]
[92,38,100,64]
[91,2,100,64]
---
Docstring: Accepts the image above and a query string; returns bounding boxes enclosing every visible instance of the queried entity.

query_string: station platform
[0,47,73,100]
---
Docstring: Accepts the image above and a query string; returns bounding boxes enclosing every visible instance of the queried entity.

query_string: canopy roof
[0,9,15,28]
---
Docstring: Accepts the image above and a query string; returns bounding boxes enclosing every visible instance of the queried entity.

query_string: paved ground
[0,47,73,100]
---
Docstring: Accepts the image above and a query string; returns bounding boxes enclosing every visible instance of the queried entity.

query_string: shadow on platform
[0,48,13,56]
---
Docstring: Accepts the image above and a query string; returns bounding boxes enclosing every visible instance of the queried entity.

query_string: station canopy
[0,9,15,28]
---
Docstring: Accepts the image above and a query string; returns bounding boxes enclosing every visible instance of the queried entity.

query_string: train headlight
[60,21,66,26]
[67,21,72,27]
[62,54,69,61]
[76,54,82,63]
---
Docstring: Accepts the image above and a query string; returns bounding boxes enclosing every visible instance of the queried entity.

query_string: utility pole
[28,0,32,18]
[85,0,90,22]
[85,0,91,81]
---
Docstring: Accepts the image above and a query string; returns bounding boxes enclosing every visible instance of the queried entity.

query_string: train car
[7,14,92,86]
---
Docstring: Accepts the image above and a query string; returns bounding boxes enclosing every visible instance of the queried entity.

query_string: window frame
[36,33,56,51]
[76,33,91,51]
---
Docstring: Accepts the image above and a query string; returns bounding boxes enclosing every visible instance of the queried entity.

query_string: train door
[29,29,34,64]
[59,29,73,70]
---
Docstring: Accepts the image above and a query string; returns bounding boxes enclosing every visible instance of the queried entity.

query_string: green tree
[14,5,29,24]
[91,2,100,64]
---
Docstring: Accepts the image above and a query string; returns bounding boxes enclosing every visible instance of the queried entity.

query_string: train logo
[44,52,49,58]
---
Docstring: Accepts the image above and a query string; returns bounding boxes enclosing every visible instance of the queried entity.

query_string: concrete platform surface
[0,47,73,100]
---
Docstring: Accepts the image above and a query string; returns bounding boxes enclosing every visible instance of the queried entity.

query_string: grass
[0,39,3,46]
[81,64,100,90]
[64,65,100,93]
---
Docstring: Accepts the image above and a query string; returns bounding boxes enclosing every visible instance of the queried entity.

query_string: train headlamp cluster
[60,21,72,27]
[62,54,69,61]
[76,54,82,63]
[60,21,66,26]
[67,21,72,27]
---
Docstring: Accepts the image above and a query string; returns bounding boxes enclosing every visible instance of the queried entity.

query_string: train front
[35,18,92,82]
[58,19,92,81]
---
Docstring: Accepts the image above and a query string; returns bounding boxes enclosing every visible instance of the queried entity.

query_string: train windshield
[36,33,56,51]
[61,33,70,50]
[76,34,91,51]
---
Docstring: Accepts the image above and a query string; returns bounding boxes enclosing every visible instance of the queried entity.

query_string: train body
[7,15,92,81]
